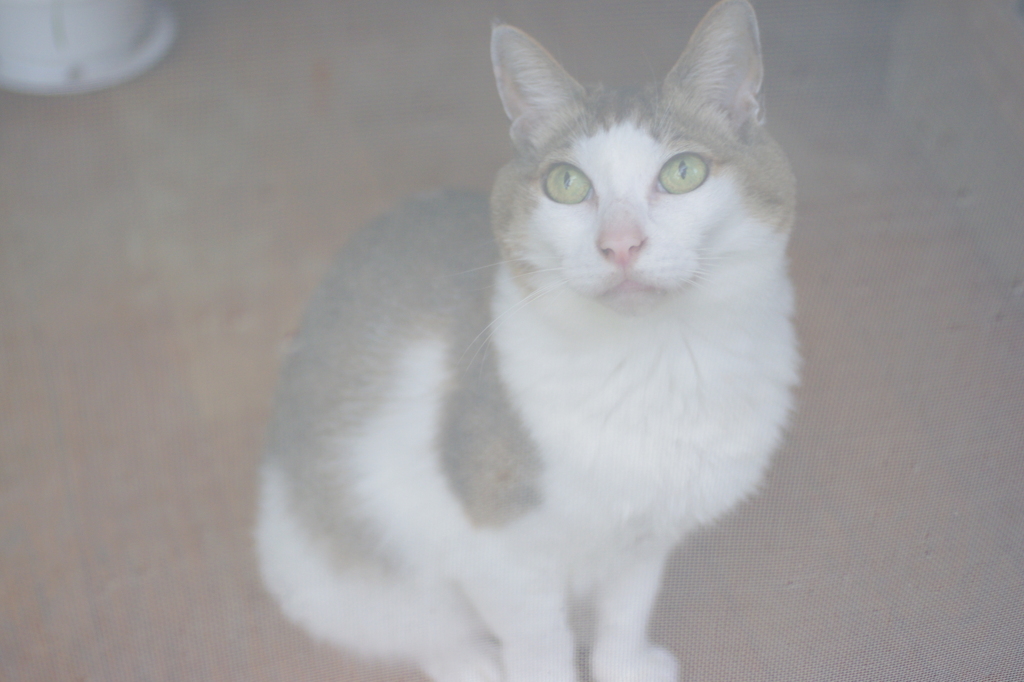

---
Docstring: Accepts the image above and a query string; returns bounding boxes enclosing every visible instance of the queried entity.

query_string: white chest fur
[490,239,797,549]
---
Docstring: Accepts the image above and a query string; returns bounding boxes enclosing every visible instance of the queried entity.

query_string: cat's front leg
[590,548,679,682]
[460,562,578,682]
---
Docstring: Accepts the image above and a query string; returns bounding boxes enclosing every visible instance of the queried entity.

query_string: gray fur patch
[264,190,542,569]
[440,326,542,526]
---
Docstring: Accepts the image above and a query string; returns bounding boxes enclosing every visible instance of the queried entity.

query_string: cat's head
[489,0,794,317]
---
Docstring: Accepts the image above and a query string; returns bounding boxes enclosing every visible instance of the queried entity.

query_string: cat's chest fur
[489,244,795,546]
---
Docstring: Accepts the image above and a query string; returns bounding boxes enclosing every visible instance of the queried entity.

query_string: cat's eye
[658,153,708,194]
[543,164,592,204]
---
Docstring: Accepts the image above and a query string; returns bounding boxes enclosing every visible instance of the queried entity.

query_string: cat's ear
[491,23,585,148]
[664,0,765,135]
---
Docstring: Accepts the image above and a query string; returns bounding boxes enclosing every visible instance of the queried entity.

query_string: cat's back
[265,189,495,470]
[308,188,494,325]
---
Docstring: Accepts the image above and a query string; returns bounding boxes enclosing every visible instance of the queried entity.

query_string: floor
[2,0,1022,680]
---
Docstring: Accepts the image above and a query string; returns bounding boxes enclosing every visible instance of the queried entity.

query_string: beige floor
[2,0,1023,680]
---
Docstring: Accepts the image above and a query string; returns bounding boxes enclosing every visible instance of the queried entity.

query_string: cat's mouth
[598,277,667,314]
[607,279,659,296]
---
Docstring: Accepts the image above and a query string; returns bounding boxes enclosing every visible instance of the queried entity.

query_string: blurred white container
[0,0,176,94]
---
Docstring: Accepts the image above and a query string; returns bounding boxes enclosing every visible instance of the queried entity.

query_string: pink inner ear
[732,74,764,128]
[509,115,537,146]
[492,45,531,124]
[713,29,764,130]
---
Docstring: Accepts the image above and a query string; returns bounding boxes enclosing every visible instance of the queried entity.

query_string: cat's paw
[591,643,679,682]
[420,642,503,682]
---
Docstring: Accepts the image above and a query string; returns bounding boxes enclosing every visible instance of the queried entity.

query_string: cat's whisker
[450,258,528,277]
[459,278,566,371]
[466,279,565,353]
[509,267,564,282]
[450,262,507,276]
[686,252,724,293]
[687,272,714,294]
[451,258,563,281]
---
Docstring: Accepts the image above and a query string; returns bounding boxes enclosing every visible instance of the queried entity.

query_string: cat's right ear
[491,23,585,149]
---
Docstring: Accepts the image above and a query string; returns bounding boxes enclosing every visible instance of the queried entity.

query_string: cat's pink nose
[598,226,646,269]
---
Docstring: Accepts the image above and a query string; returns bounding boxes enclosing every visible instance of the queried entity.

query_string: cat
[255,1,798,680]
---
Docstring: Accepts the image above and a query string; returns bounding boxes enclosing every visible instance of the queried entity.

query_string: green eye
[543,164,592,204]
[659,153,708,194]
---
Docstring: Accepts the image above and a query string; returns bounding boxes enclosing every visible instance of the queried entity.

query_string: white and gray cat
[256,1,798,680]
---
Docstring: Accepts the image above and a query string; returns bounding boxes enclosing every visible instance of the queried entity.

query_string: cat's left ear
[491,23,585,149]
[664,0,765,135]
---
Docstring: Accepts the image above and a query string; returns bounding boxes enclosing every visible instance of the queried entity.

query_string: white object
[0,0,176,95]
